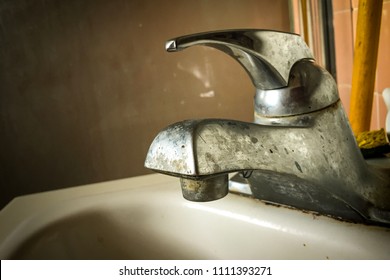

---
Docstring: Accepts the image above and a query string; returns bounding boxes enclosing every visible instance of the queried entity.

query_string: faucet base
[246,170,367,224]
[228,165,390,227]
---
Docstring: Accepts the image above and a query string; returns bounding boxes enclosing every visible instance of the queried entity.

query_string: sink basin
[0,173,389,259]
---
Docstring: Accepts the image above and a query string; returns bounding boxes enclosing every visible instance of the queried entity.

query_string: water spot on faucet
[284,148,289,155]
[197,133,207,143]
[295,161,303,173]
[250,137,258,144]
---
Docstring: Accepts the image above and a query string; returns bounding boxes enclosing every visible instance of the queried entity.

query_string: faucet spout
[145,102,390,224]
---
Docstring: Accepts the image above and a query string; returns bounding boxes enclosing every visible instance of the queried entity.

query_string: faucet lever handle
[166,29,313,90]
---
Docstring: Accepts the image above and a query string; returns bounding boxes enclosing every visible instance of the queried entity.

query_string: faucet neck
[254,60,339,124]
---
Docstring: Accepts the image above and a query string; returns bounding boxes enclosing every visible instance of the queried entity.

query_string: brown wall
[0,0,290,208]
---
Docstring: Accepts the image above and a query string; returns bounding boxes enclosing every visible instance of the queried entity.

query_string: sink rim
[1,173,390,259]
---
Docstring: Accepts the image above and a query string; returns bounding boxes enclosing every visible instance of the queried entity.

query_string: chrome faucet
[145,30,390,226]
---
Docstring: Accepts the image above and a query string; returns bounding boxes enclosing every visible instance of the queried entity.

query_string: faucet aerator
[180,175,229,202]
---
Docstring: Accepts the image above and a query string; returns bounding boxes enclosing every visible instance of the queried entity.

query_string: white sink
[0,173,389,259]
